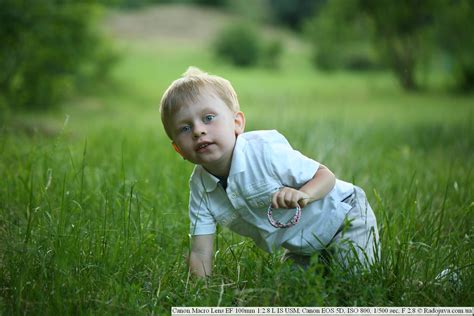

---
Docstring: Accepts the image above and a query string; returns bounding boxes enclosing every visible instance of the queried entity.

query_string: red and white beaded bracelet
[267,204,301,228]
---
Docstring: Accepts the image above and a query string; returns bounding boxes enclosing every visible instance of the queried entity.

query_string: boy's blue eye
[204,114,215,123]
[180,125,191,133]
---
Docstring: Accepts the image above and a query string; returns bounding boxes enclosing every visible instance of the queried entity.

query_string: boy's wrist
[299,188,316,202]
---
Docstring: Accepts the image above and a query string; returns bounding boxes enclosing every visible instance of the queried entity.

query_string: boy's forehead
[191,88,223,104]
[173,91,229,115]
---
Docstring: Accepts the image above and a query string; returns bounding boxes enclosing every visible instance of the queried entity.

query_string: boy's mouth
[195,142,213,152]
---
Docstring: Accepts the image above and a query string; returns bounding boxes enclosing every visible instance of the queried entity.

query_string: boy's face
[169,92,245,177]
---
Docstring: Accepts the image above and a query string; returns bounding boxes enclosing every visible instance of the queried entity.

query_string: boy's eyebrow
[198,106,218,113]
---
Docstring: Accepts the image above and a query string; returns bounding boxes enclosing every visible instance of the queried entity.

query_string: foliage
[0,0,117,111]
[110,0,226,9]
[213,23,261,67]
[304,0,380,72]
[359,0,436,91]
[191,0,227,6]
[268,0,326,31]
[434,0,474,92]
[213,23,284,69]
[305,0,474,92]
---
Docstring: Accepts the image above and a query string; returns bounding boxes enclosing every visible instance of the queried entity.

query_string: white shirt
[188,130,354,254]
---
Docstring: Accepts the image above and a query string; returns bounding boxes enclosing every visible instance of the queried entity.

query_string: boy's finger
[286,194,298,208]
[278,192,288,208]
[273,191,288,208]
[272,191,282,208]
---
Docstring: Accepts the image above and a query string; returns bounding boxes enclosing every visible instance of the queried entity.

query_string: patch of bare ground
[102,3,304,50]
[103,4,236,44]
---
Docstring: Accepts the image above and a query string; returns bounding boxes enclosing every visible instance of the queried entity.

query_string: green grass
[1,22,473,315]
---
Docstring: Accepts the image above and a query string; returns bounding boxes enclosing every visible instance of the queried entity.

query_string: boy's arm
[188,234,214,277]
[272,164,336,209]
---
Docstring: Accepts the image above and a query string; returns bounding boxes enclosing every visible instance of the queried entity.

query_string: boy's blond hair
[160,67,240,139]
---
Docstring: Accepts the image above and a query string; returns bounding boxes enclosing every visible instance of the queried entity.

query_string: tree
[269,0,326,31]
[0,0,115,110]
[305,0,474,92]
[305,0,379,71]
[359,0,436,90]
[434,0,474,91]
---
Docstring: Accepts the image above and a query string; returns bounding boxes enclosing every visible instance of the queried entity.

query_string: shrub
[261,39,284,69]
[213,23,261,67]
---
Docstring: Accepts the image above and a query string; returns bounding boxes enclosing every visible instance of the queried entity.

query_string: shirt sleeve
[265,131,320,188]
[189,178,216,236]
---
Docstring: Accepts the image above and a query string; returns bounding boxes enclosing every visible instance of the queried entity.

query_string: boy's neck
[203,164,230,180]
[202,139,237,179]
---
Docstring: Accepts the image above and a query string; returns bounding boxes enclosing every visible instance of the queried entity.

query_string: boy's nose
[193,124,207,138]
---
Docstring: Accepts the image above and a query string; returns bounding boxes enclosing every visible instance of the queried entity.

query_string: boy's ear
[234,111,245,136]
[172,142,185,158]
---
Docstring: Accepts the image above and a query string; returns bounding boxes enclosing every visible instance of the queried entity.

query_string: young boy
[160,67,379,277]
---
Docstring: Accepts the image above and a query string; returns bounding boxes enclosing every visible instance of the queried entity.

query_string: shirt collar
[200,169,219,192]
[199,134,248,192]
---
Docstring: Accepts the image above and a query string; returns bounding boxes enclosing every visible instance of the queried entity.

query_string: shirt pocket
[243,181,279,209]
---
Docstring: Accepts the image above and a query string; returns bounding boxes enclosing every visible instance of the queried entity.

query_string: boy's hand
[272,187,311,209]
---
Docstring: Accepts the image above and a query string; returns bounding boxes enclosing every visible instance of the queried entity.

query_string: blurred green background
[1,0,474,115]
[1,0,473,313]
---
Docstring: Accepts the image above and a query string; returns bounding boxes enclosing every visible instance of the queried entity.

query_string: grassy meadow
[1,5,473,314]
